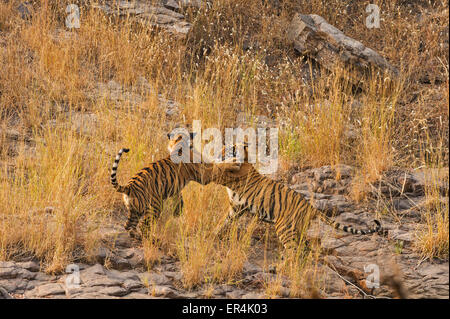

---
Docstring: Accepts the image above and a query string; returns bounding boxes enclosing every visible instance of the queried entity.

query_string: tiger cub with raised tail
[213,143,383,249]
[110,131,214,239]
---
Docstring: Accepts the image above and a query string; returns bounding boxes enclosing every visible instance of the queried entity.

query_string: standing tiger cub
[110,132,214,240]
[213,143,383,249]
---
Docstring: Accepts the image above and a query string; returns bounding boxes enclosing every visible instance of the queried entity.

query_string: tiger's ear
[167,132,183,141]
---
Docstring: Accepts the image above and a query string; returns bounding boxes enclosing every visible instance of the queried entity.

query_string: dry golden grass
[414,134,449,260]
[415,188,449,260]
[264,239,324,298]
[138,183,257,289]
[0,0,448,294]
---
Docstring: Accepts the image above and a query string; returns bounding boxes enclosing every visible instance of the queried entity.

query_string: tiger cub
[110,132,213,239]
[213,143,382,249]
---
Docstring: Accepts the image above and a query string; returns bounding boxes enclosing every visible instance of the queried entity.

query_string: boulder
[92,1,195,37]
[288,13,399,85]
[0,286,13,299]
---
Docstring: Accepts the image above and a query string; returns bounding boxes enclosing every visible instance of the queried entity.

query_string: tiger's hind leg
[138,214,156,240]
[138,203,161,240]
[124,207,143,240]
[171,195,184,217]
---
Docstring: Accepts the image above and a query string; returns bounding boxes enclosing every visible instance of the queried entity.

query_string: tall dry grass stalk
[264,239,324,298]
[414,133,449,260]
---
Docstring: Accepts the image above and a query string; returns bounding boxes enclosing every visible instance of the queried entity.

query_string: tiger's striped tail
[110,148,130,193]
[322,215,382,235]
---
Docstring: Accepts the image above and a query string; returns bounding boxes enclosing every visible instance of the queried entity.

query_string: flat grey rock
[140,272,171,286]
[26,283,66,298]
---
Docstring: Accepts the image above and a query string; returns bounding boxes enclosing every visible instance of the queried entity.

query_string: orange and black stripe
[216,144,383,248]
[110,148,129,193]
[110,134,210,239]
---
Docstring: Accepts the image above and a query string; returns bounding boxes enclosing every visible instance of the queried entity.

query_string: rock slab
[287,13,399,84]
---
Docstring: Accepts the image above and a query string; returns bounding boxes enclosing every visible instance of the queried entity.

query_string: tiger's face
[166,133,251,184]
[211,143,254,182]
[167,131,206,166]
[166,131,218,185]
[167,132,196,154]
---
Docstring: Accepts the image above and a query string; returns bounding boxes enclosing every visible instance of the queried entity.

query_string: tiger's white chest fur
[226,188,246,206]
[226,187,272,221]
